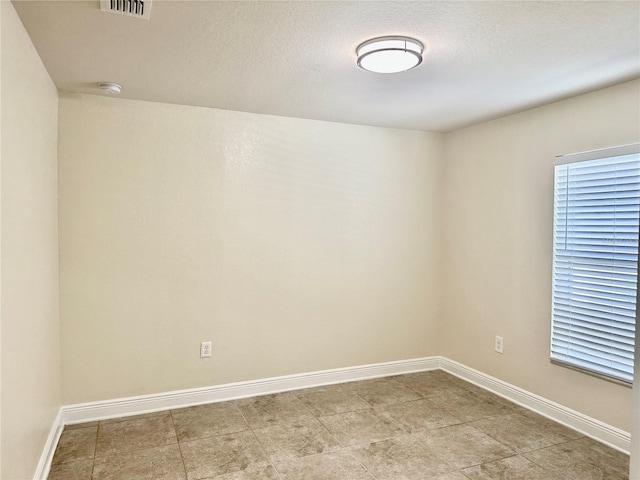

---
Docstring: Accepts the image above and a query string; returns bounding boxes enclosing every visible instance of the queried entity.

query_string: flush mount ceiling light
[356,36,424,74]
[97,82,122,94]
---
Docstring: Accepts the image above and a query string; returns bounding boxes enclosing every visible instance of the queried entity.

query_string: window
[551,144,640,384]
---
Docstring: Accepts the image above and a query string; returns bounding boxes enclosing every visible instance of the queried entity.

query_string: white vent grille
[100,0,151,20]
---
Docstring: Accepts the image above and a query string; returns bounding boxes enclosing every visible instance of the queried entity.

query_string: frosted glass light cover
[356,36,423,74]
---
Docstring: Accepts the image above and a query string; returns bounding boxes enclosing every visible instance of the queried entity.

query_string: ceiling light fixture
[356,36,423,74]
[97,82,122,94]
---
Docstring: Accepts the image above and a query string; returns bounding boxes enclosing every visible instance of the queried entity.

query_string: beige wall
[441,79,640,431]
[1,2,60,479]
[58,93,444,404]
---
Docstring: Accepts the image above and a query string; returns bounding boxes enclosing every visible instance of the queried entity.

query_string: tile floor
[48,371,630,480]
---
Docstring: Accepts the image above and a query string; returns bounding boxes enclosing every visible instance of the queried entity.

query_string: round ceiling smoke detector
[97,82,122,94]
[356,36,423,74]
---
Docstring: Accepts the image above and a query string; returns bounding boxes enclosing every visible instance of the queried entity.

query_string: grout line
[468,415,587,456]
[233,398,251,429]
[521,448,571,477]
[90,423,99,479]
[235,400,285,480]
[290,389,319,415]
[93,416,179,460]
[231,400,250,430]
[169,410,190,480]
[247,427,285,480]
[286,385,379,478]
[353,392,375,408]
[167,404,252,444]
[345,448,378,480]
[95,411,167,426]
[268,459,286,480]
[92,440,180,460]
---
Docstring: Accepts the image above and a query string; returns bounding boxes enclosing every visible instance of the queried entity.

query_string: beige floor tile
[417,424,514,469]
[350,434,454,479]
[293,384,370,416]
[180,430,268,480]
[461,455,551,479]
[390,370,443,386]
[235,393,313,429]
[391,371,475,398]
[52,426,97,465]
[252,416,342,461]
[550,419,589,437]
[47,459,93,480]
[100,411,168,424]
[402,371,515,406]
[171,402,248,442]
[429,389,516,422]
[376,398,463,433]
[95,413,177,457]
[92,444,186,480]
[470,389,524,412]
[430,473,469,480]
[523,439,629,480]
[274,450,374,480]
[64,421,99,430]
[346,378,421,406]
[471,411,581,453]
[210,462,281,479]
[440,375,500,397]
[319,408,403,447]
[570,437,630,476]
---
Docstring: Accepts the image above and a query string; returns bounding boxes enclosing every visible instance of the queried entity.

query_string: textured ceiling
[12,0,640,132]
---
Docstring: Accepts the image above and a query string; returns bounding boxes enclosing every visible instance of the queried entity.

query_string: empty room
[2,1,640,479]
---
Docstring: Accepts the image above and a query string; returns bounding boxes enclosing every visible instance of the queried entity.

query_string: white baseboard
[38,355,631,479]
[60,356,440,425]
[33,409,63,480]
[440,357,631,454]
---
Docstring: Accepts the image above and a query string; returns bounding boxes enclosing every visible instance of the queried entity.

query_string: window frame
[550,143,640,386]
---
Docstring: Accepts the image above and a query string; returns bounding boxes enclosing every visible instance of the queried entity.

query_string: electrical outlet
[494,336,504,354]
[200,341,212,358]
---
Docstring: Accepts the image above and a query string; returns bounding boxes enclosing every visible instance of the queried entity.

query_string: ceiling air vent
[100,0,151,20]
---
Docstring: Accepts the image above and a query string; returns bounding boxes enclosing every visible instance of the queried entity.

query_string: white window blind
[551,144,640,384]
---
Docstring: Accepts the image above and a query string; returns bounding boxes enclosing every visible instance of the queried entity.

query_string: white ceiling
[12,0,640,132]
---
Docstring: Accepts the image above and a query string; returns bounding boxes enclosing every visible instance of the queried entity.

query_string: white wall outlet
[200,341,212,358]
[494,335,504,354]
